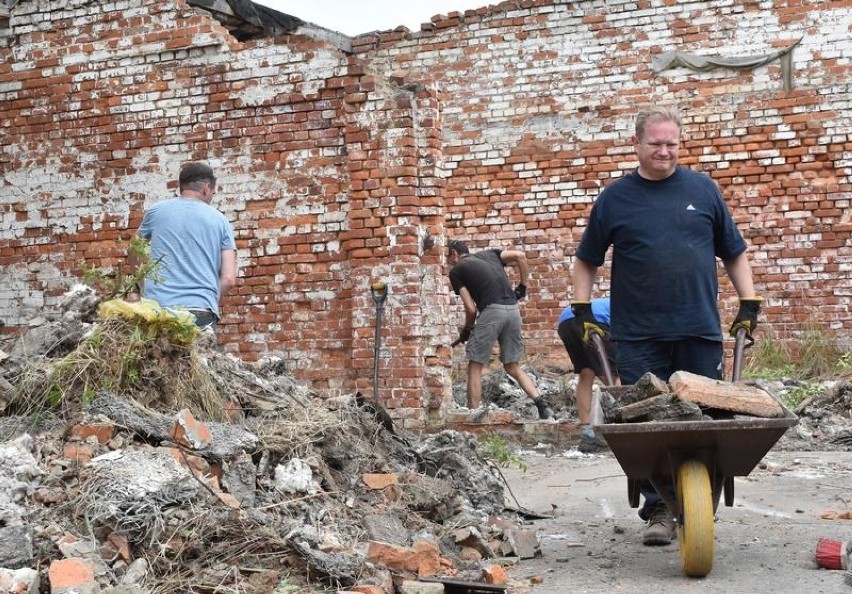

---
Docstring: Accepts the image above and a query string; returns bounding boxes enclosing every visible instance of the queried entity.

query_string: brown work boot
[643,506,676,546]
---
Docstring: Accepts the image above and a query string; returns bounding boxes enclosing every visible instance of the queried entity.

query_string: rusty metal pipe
[370,281,388,402]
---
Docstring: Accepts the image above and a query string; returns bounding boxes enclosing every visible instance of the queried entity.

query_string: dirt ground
[500,446,851,594]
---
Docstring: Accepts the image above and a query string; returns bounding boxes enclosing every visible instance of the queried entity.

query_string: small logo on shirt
[686,204,696,211]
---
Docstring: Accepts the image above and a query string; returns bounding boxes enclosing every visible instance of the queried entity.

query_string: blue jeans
[616,338,723,518]
[187,309,218,334]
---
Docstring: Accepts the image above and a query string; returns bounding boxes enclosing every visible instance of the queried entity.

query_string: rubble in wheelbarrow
[0,286,542,594]
[599,370,788,424]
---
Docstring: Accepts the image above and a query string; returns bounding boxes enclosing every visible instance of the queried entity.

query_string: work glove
[514,283,527,300]
[458,326,473,344]
[729,297,762,341]
[571,301,605,344]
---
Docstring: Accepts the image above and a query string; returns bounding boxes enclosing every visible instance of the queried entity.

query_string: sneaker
[578,430,608,453]
[643,505,677,546]
[533,398,553,420]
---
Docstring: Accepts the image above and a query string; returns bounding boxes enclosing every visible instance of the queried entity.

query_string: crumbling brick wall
[1,0,850,424]
[0,0,452,425]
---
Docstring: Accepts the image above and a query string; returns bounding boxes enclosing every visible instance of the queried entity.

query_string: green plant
[742,322,852,381]
[79,236,163,299]
[479,432,527,472]
[742,332,794,380]
[779,382,824,410]
[836,352,852,376]
[795,323,842,379]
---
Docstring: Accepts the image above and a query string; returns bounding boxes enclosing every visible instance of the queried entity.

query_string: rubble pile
[773,378,852,450]
[0,287,542,594]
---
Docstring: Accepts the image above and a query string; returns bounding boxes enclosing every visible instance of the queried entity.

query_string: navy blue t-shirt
[449,249,517,311]
[575,167,747,342]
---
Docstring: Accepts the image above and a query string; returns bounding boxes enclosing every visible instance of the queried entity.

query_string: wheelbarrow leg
[627,478,640,508]
[723,476,735,507]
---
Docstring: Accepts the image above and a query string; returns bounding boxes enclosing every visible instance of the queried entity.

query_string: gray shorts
[466,303,524,365]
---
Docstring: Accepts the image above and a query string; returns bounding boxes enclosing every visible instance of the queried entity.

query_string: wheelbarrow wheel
[676,459,715,577]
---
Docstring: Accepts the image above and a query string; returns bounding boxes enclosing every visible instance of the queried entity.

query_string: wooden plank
[669,371,785,418]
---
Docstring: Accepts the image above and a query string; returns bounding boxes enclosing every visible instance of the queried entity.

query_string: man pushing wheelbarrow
[569,106,764,549]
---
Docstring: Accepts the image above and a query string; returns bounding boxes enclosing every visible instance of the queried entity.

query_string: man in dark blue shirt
[449,240,552,420]
[571,107,761,546]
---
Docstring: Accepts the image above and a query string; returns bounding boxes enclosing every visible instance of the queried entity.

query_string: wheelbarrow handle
[731,327,749,382]
[591,332,616,386]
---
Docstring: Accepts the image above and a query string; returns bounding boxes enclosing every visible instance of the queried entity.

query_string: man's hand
[457,326,473,344]
[571,301,605,343]
[730,297,761,340]
[514,284,527,300]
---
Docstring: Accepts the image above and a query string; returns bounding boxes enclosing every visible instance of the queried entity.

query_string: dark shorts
[615,338,723,385]
[467,303,524,364]
[557,319,616,377]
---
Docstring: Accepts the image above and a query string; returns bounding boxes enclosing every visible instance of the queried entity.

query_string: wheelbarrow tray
[596,407,798,511]
[597,411,798,480]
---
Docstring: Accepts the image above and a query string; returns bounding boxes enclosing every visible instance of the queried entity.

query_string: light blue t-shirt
[138,197,236,317]
[557,297,611,326]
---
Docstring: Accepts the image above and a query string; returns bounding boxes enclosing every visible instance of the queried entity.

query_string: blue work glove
[571,301,605,343]
[730,297,761,340]
[514,284,527,300]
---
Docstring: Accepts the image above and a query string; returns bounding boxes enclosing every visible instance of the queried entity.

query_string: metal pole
[370,281,388,402]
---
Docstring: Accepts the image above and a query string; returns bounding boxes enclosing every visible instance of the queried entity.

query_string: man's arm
[219,249,237,296]
[500,249,529,285]
[722,251,756,299]
[459,286,478,329]
[572,258,598,301]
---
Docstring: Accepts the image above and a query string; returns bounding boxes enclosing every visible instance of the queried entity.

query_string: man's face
[448,249,459,266]
[633,119,680,180]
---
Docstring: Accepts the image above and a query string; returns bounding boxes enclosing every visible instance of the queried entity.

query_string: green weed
[79,236,164,299]
[742,332,794,380]
[779,382,824,410]
[744,323,849,381]
[479,432,527,472]
[795,323,842,379]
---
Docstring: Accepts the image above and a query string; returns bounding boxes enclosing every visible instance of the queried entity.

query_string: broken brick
[67,423,115,444]
[169,409,211,449]
[362,473,399,490]
[48,558,95,591]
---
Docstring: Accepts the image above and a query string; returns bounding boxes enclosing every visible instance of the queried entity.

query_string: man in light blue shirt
[133,162,237,333]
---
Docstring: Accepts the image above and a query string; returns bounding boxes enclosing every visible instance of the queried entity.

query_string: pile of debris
[0,287,544,594]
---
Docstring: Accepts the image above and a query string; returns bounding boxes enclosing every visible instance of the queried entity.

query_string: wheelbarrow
[591,330,799,577]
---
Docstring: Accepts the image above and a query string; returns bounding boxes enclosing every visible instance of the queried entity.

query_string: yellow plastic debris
[98,298,197,326]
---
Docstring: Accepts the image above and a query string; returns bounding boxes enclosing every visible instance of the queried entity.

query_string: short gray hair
[179,162,216,191]
[635,107,682,139]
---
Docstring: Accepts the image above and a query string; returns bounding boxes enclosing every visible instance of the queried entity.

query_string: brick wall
[1,0,850,425]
